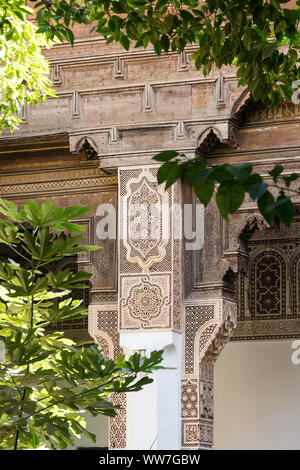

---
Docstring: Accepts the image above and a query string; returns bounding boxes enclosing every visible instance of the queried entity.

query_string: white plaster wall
[121,332,182,450]
[214,339,300,450]
[72,414,108,449]
[127,379,158,450]
[126,367,180,450]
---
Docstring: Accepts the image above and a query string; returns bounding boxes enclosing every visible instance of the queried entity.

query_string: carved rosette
[181,299,237,448]
[120,274,171,329]
[119,166,182,332]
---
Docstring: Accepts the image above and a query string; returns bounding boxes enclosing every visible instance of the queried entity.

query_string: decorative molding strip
[214,76,226,107]
[53,77,216,98]
[109,126,119,145]
[232,319,300,341]
[177,52,190,72]
[239,100,300,124]
[0,165,110,180]
[18,104,27,124]
[71,90,81,118]
[48,44,202,66]
[112,56,126,79]
[175,120,187,140]
[0,176,118,196]
[51,64,63,85]
[0,132,69,147]
[142,83,154,113]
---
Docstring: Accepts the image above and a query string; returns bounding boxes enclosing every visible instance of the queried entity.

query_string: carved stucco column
[88,305,127,449]
[118,165,182,332]
[181,299,237,448]
[88,164,238,450]
[118,165,182,450]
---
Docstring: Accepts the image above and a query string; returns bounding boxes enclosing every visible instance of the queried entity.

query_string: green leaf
[0,199,22,222]
[282,173,299,188]
[194,177,214,206]
[225,163,253,182]
[275,197,295,227]
[161,34,170,53]
[184,163,206,186]
[268,165,284,183]
[119,34,130,50]
[248,182,268,200]
[257,191,276,226]
[262,43,277,59]
[153,150,179,162]
[157,161,177,185]
[216,181,245,220]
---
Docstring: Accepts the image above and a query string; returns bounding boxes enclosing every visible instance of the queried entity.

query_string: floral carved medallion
[120,274,171,329]
[127,280,163,326]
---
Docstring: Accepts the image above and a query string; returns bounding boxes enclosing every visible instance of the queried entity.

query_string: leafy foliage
[31,0,300,107]
[154,151,300,227]
[0,1,55,132]
[0,199,163,450]
[27,1,300,225]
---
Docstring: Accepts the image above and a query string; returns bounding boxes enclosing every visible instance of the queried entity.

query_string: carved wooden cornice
[0,132,69,153]
[0,175,118,198]
[47,44,202,65]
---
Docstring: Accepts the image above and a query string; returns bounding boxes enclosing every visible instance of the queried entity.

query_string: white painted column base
[120,331,182,450]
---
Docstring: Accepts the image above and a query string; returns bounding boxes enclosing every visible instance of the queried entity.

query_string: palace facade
[1,23,300,449]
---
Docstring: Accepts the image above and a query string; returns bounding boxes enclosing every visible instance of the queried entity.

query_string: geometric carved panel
[181,379,198,419]
[292,251,300,316]
[184,304,215,375]
[120,167,169,271]
[96,309,123,359]
[250,250,286,319]
[109,393,127,449]
[233,219,300,341]
[88,305,126,449]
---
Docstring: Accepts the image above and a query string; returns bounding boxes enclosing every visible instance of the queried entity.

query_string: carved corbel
[69,133,105,157]
[195,122,240,156]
